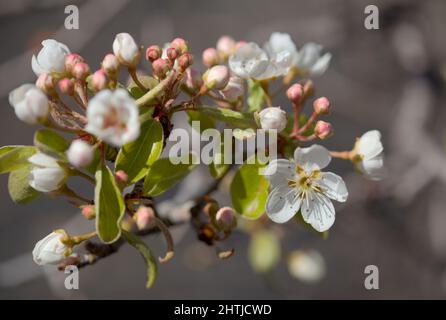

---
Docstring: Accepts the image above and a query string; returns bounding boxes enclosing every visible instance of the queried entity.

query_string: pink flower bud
[145,45,161,62]
[185,68,203,91]
[235,40,247,49]
[177,53,193,72]
[286,83,303,103]
[92,69,108,91]
[170,37,188,54]
[65,53,84,73]
[216,36,236,59]
[216,206,236,231]
[314,120,332,140]
[152,58,170,79]
[204,65,230,90]
[115,170,128,184]
[102,53,120,77]
[313,97,331,115]
[36,73,55,94]
[58,78,74,95]
[81,205,96,220]
[166,47,179,61]
[134,206,154,230]
[202,48,219,67]
[72,62,90,81]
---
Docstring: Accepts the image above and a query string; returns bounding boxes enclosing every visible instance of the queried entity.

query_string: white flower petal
[296,43,322,69]
[310,52,332,76]
[29,167,66,192]
[31,55,45,76]
[28,152,60,168]
[358,130,383,160]
[359,155,384,180]
[264,32,297,57]
[263,159,295,188]
[318,172,348,202]
[294,144,331,170]
[301,191,335,232]
[266,184,301,223]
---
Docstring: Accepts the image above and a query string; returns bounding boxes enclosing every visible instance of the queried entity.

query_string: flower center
[287,165,321,193]
[103,106,127,131]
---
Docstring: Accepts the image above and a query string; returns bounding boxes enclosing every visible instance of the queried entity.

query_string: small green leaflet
[121,230,158,288]
[0,146,37,174]
[143,154,197,196]
[95,164,125,244]
[230,158,269,220]
[115,119,163,184]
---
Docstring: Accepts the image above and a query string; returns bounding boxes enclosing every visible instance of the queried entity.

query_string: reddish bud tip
[72,62,90,81]
[286,83,303,103]
[313,97,331,115]
[65,53,84,73]
[202,48,219,68]
[170,37,188,54]
[145,45,161,62]
[178,53,193,71]
[115,170,128,184]
[152,58,170,79]
[58,78,74,95]
[314,120,333,140]
[92,69,108,91]
[81,205,96,220]
[36,73,55,94]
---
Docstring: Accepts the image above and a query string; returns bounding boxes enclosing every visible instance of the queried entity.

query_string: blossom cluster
[1,31,383,286]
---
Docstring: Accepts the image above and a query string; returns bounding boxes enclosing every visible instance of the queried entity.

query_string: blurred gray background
[1,0,446,299]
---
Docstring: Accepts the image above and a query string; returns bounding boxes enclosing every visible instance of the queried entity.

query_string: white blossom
[263,145,348,232]
[355,130,384,180]
[112,33,140,67]
[9,84,49,124]
[229,42,292,80]
[31,39,70,76]
[294,42,332,76]
[28,153,67,193]
[85,89,140,147]
[67,140,94,168]
[32,231,68,265]
[264,32,298,64]
[258,107,287,132]
[264,32,331,76]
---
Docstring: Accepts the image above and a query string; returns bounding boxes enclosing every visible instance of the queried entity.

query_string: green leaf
[143,154,197,196]
[95,164,125,244]
[247,79,266,112]
[115,119,163,184]
[0,146,37,174]
[121,230,157,288]
[34,129,69,155]
[127,75,159,99]
[248,230,281,273]
[230,158,269,220]
[187,110,215,133]
[8,166,40,204]
[199,106,256,129]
